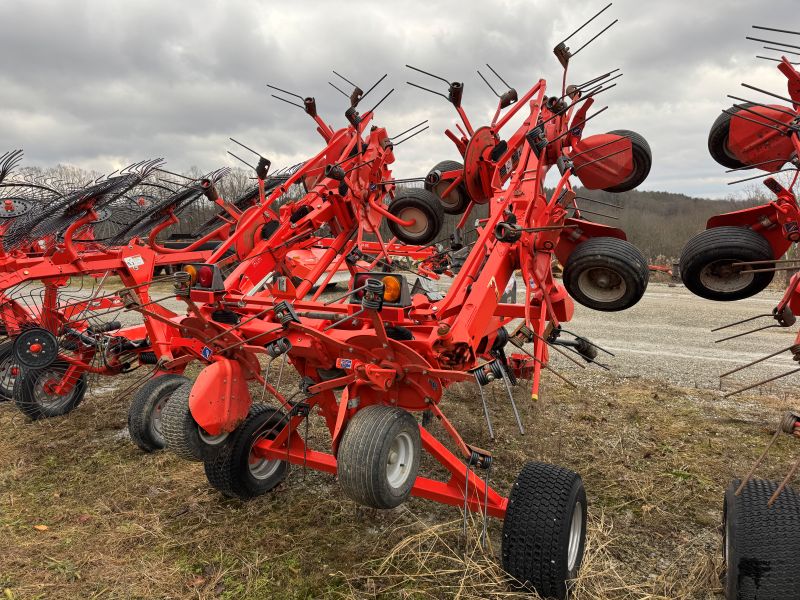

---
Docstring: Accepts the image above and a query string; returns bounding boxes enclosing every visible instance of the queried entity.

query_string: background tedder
[678,25,800,599]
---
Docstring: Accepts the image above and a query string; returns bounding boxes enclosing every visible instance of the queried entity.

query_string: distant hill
[570,188,760,261]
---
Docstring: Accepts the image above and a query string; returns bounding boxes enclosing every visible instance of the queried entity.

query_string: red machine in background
[120,7,653,597]
[677,29,800,600]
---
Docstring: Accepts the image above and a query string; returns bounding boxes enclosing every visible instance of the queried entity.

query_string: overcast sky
[1,0,797,198]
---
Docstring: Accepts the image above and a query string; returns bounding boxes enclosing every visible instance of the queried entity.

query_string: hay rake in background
[123,7,653,597]
[677,26,800,600]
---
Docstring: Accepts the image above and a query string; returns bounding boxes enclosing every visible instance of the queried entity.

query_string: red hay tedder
[678,27,800,600]
[76,6,658,596]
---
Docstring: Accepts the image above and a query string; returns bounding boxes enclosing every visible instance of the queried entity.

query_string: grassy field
[1,369,798,599]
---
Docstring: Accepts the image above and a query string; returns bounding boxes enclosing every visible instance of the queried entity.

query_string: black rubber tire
[127,374,189,453]
[709,104,754,170]
[501,462,587,599]
[723,479,800,599]
[563,237,649,311]
[14,362,87,420]
[337,405,421,509]
[602,130,652,193]
[425,160,470,215]
[0,340,16,402]
[204,404,289,500]
[679,226,774,301]
[387,188,444,245]
[161,381,205,461]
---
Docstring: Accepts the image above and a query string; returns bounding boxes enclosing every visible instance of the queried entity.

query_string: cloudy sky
[1,0,797,198]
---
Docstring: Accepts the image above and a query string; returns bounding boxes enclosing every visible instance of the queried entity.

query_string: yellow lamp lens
[382,276,401,302]
[184,264,198,285]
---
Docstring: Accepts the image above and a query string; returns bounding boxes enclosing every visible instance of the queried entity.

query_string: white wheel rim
[150,396,168,441]
[435,180,460,208]
[398,207,427,235]
[567,501,583,572]
[33,369,75,410]
[577,267,626,303]
[0,356,17,396]
[386,431,414,489]
[699,260,755,293]
[198,429,229,446]
[248,451,282,480]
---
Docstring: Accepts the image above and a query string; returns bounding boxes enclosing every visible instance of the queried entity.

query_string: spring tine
[474,372,495,441]
[728,95,798,118]
[715,323,780,343]
[477,70,501,97]
[754,25,800,36]
[486,63,513,90]
[329,81,350,99]
[362,88,394,119]
[271,94,305,110]
[570,19,619,58]
[768,454,800,506]
[731,102,799,130]
[266,84,304,99]
[723,108,789,135]
[764,45,800,57]
[360,74,388,103]
[481,461,491,549]
[406,64,451,85]
[462,458,471,550]
[390,120,429,140]
[573,195,621,209]
[570,206,619,220]
[276,353,286,393]
[391,126,429,146]
[729,168,799,186]
[736,421,784,495]
[720,345,797,378]
[558,2,612,45]
[712,313,773,332]
[227,151,256,170]
[498,364,524,435]
[747,36,800,51]
[726,157,792,172]
[723,367,800,398]
[741,82,796,106]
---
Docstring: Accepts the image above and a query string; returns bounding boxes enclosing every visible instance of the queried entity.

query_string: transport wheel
[501,462,587,599]
[709,104,754,170]
[127,374,189,453]
[425,160,470,214]
[161,381,227,461]
[601,129,652,193]
[0,340,16,402]
[679,226,774,301]
[337,405,421,509]
[204,404,288,499]
[387,188,444,245]
[723,479,800,599]
[563,237,649,311]
[14,362,87,420]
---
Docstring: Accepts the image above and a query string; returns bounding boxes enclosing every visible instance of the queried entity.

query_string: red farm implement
[118,6,653,596]
[677,27,800,599]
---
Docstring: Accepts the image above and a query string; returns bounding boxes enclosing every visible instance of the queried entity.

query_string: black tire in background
[425,160,471,215]
[601,129,652,193]
[127,374,189,453]
[679,226,774,301]
[723,479,800,599]
[14,362,87,420]
[501,462,587,599]
[0,340,16,402]
[563,237,649,311]
[709,104,754,170]
[337,405,421,509]
[387,188,445,245]
[203,404,289,499]
[161,381,207,461]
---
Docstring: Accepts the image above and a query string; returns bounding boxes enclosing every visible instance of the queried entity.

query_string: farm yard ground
[1,283,799,599]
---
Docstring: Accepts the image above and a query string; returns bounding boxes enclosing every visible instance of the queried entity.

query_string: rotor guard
[569,133,633,189]
[189,358,251,435]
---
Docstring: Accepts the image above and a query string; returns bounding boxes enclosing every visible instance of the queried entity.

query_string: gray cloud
[1,0,797,198]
